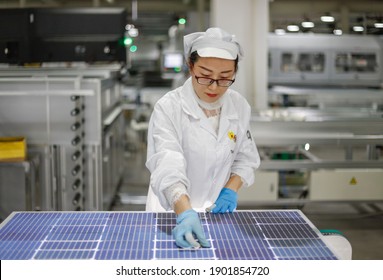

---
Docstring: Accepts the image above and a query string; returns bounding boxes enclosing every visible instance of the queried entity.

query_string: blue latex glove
[211,188,238,214]
[172,209,211,248]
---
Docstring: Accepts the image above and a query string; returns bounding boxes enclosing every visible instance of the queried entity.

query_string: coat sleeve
[230,101,260,188]
[145,99,190,210]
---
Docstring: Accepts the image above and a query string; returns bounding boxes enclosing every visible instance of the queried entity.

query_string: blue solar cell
[155,227,173,240]
[35,249,95,260]
[0,249,35,260]
[0,210,338,260]
[261,224,318,239]
[41,241,99,250]
[155,247,215,259]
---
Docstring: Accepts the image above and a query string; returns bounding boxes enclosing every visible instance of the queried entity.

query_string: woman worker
[145,27,260,248]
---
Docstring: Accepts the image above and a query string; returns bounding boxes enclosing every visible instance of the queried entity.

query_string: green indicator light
[174,67,181,72]
[178,18,186,25]
[130,45,138,52]
[124,37,133,46]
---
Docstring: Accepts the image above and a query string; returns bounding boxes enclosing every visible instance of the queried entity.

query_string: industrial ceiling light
[320,14,334,22]
[274,29,286,35]
[333,29,342,35]
[301,21,314,28]
[353,26,364,32]
[287,24,299,32]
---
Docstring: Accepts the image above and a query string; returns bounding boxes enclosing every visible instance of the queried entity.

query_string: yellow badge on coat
[228,131,237,142]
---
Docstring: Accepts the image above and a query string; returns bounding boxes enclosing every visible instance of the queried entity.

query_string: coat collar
[180,77,239,121]
[180,77,204,120]
[180,77,239,139]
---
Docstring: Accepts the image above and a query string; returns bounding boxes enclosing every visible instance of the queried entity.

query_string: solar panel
[0,210,337,260]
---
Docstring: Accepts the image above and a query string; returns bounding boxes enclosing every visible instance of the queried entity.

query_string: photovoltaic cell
[0,210,337,260]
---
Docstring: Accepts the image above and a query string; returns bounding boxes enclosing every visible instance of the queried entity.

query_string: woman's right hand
[172,209,211,248]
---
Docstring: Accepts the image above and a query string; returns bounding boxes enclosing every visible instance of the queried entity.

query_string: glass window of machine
[281,53,297,72]
[335,53,378,73]
[298,53,325,72]
[281,52,326,73]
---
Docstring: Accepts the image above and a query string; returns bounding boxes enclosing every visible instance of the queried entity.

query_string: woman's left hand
[211,188,238,214]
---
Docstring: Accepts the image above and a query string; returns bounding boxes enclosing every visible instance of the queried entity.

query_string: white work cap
[184,27,243,61]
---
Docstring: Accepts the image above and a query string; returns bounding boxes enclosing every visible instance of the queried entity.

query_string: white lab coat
[145,78,260,212]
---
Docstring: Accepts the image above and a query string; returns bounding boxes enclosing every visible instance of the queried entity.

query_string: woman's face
[190,56,236,103]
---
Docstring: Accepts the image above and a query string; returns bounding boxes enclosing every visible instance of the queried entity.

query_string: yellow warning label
[349,177,357,185]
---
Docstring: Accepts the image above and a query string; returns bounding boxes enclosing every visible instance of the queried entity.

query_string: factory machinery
[0,8,128,220]
[0,65,126,220]
[239,33,383,206]
[267,33,383,108]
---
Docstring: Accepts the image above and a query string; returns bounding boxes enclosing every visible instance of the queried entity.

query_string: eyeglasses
[193,74,235,87]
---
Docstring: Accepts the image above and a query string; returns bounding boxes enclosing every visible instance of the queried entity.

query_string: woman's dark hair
[188,51,239,72]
